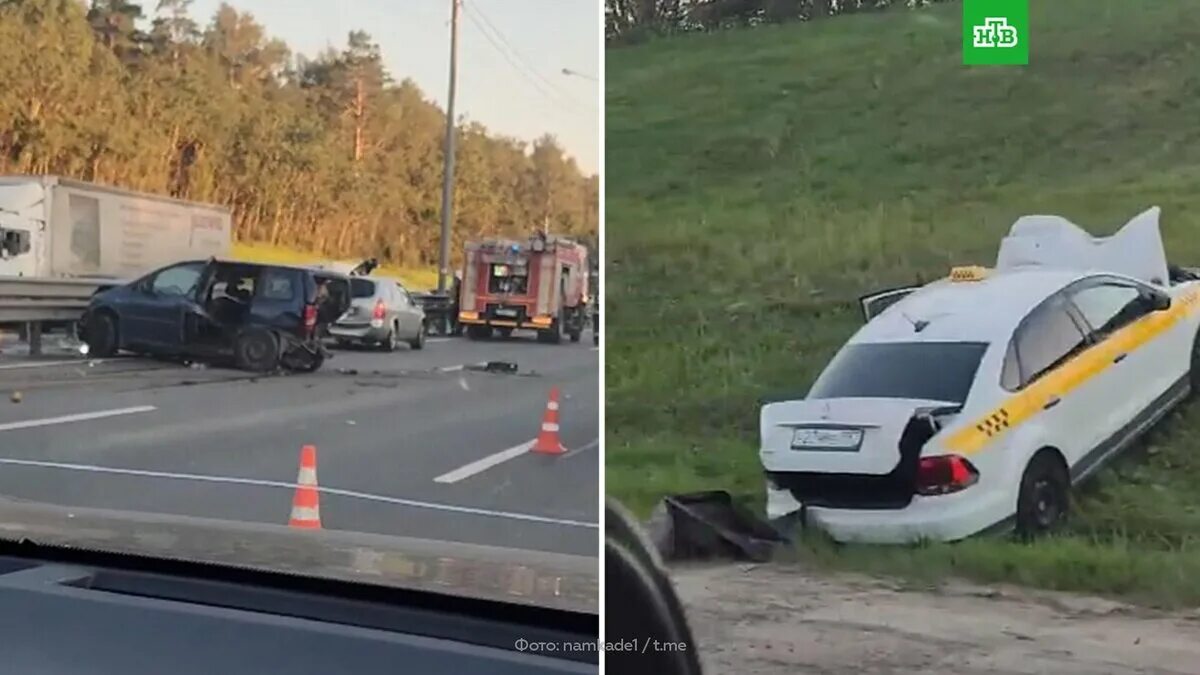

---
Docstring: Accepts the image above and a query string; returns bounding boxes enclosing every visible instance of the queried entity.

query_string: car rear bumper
[459,317,551,330]
[766,483,1012,543]
[329,323,389,342]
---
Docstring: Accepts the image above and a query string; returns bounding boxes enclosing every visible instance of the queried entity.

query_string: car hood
[0,497,596,614]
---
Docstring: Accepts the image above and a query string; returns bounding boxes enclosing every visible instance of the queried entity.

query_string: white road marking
[0,359,114,371]
[428,337,451,343]
[438,364,464,372]
[562,438,600,459]
[0,406,157,433]
[0,457,598,529]
[434,440,534,484]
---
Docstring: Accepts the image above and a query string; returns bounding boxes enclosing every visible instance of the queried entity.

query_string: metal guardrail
[0,277,109,323]
[0,276,121,355]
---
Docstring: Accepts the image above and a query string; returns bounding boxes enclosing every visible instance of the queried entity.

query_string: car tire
[85,311,119,358]
[410,322,426,350]
[1015,450,1069,539]
[382,325,398,352]
[234,328,281,373]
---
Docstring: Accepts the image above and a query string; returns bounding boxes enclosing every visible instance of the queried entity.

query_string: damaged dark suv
[79,259,351,373]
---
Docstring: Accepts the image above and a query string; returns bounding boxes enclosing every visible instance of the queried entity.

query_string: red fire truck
[457,233,590,343]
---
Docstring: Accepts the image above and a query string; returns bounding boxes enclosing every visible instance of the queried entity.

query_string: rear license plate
[496,308,517,317]
[791,427,863,451]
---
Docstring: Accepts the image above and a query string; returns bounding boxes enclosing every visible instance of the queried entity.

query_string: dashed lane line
[0,406,157,433]
[433,440,535,484]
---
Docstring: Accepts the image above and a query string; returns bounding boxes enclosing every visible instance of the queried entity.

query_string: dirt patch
[671,563,1200,674]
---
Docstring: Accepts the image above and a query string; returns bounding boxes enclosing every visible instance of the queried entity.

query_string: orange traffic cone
[289,444,322,529]
[531,387,567,455]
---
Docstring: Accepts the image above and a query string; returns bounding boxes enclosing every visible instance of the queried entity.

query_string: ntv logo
[972,17,1019,48]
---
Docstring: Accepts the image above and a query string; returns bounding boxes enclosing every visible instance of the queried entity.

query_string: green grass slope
[606,0,1200,606]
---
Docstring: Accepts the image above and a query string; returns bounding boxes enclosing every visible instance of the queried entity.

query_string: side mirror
[1150,292,1171,311]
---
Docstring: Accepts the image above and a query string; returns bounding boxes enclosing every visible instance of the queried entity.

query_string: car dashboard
[0,547,596,675]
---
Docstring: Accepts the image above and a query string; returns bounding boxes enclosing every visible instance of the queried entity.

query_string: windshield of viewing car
[808,341,989,404]
[0,0,599,605]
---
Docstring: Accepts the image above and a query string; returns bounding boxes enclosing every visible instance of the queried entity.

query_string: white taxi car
[761,207,1200,543]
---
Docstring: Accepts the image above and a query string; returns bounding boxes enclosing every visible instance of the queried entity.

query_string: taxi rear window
[808,341,988,404]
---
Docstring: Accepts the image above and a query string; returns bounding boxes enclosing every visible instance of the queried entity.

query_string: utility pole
[437,0,462,293]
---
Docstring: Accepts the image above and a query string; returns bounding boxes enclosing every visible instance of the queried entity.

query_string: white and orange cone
[531,387,567,455]
[288,444,322,529]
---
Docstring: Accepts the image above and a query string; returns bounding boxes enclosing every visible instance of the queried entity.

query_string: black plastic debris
[465,361,519,374]
[645,491,788,563]
[337,368,360,376]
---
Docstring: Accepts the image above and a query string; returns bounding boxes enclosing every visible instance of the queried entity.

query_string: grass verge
[606,0,1200,605]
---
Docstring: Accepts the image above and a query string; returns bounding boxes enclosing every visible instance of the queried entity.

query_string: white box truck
[0,176,232,280]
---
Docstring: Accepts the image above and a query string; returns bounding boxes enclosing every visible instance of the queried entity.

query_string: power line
[461,1,592,113]
[468,1,584,106]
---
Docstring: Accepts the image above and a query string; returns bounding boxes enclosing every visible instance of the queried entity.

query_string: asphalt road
[0,331,599,557]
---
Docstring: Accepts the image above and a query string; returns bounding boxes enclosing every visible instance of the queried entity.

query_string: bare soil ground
[672,563,1200,674]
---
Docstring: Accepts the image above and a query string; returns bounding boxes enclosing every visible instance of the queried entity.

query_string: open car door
[858,286,918,322]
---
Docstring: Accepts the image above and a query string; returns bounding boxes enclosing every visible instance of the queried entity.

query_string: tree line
[606,0,957,43]
[0,0,598,269]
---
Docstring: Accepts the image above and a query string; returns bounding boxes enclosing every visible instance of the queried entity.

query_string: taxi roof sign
[949,265,990,282]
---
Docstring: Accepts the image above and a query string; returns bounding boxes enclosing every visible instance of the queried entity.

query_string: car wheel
[410,322,426,350]
[382,325,398,352]
[234,328,281,373]
[1015,450,1069,539]
[85,311,119,357]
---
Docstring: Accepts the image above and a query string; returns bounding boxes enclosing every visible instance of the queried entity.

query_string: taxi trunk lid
[761,397,956,509]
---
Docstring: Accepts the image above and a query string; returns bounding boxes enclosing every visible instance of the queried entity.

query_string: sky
[188,0,600,174]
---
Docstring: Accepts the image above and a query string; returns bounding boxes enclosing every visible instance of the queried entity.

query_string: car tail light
[915,455,979,496]
[303,303,317,333]
[373,299,386,320]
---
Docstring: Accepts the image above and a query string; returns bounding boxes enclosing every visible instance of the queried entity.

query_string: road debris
[646,491,787,563]
[9,391,22,403]
[462,361,540,377]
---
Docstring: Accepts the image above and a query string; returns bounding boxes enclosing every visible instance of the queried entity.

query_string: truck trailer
[457,233,590,344]
[0,175,232,280]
